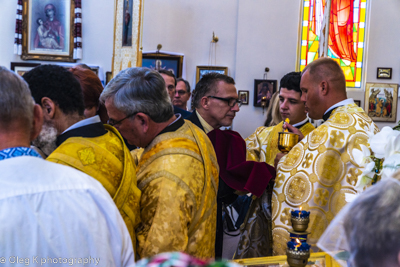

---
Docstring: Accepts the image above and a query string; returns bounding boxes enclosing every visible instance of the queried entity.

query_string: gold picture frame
[233,252,342,267]
[364,82,398,122]
[196,66,228,83]
[21,0,75,62]
[111,0,143,78]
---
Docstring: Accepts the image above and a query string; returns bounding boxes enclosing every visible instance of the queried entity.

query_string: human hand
[283,123,304,141]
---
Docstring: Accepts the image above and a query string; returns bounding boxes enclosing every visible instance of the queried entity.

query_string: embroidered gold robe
[272,104,380,255]
[234,121,315,259]
[246,121,315,165]
[46,125,141,250]
[135,121,219,260]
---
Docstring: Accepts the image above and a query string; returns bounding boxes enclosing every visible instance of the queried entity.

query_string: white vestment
[0,155,135,266]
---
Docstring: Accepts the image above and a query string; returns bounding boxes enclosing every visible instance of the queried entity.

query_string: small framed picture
[21,0,75,62]
[364,83,398,122]
[377,68,392,79]
[238,90,249,105]
[142,53,184,77]
[106,71,113,85]
[253,79,277,107]
[196,66,228,83]
[354,100,361,107]
[10,62,41,76]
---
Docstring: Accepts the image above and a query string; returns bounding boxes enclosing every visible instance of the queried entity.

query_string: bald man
[271,57,380,255]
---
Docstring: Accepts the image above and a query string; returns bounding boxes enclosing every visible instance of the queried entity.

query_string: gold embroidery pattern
[309,125,328,149]
[315,150,344,187]
[271,192,279,220]
[314,188,329,206]
[329,112,353,128]
[280,208,293,226]
[272,228,290,256]
[329,130,345,148]
[302,153,314,168]
[347,168,361,186]
[271,105,379,255]
[275,173,285,188]
[284,173,312,205]
[281,145,304,170]
[78,147,96,165]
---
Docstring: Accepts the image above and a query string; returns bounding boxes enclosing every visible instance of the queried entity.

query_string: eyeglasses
[107,112,137,126]
[207,96,242,107]
[176,90,188,96]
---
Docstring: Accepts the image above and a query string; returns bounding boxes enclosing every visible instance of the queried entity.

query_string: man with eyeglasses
[187,72,242,258]
[158,69,191,118]
[100,67,219,260]
[23,65,141,251]
[173,78,191,111]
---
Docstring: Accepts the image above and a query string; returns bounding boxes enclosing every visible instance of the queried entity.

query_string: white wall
[1,0,399,137]
[0,0,115,75]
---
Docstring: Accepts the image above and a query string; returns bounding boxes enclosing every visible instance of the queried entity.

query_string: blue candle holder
[291,210,310,218]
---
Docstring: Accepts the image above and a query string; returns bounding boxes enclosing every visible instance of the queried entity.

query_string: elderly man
[272,57,379,255]
[0,66,134,265]
[173,78,191,111]
[246,71,315,166]
[100,67,219,259]
[158,69,191,118]
[23,65,141,250]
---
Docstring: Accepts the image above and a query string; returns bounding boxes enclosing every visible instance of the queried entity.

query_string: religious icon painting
[10,62,40,76]
[22,0,75,62]
[253,79,277,107]
[364,83,398,122]
[122,0,133,46]
[238,90,249,105]
[196,66,228,83]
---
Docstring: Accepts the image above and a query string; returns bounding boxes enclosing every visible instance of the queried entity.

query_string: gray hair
[0,66,34,128]
[100,67,173,123]
[343,173,400,267]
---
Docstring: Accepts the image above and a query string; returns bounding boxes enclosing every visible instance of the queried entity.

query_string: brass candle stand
[286,212,311,267]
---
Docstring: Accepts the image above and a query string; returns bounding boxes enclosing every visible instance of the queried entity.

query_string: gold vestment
[135,120,219,260]
[47,125,141,250]
[272,104,380,255]
[234,121,314,259]
[246,121,315,165]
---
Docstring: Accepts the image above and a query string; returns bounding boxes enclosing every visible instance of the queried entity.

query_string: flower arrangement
[353,126,400,190]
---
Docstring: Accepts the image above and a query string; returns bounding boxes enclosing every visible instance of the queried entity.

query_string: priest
[272,57,379,255]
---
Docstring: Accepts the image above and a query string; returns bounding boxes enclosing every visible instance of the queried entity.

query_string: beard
[31,121,58,157]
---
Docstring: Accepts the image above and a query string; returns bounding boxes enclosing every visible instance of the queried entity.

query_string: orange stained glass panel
[299,0,368,88]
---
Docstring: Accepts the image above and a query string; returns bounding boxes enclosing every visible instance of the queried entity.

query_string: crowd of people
[0,57,398,267]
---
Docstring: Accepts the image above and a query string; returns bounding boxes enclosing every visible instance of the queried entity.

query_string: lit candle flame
[299,206,302,218]
[295,238,301,251]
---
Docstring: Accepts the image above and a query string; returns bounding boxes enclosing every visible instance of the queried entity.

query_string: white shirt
[0,156,135,266]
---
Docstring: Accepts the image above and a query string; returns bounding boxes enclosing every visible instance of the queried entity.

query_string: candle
[287,240,311,252]
[291,208,310,218]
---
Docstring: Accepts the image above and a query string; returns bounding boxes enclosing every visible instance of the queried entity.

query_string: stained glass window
[298,0,368,88]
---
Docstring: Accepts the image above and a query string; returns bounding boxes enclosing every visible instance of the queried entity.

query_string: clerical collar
[292,117,310,129]
[322,99,355,121]
[156,114,185,136]
[196,110,214,134]
[0,147,42,161]
[56,116,107,146]
[62,115,101,134]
